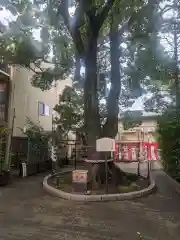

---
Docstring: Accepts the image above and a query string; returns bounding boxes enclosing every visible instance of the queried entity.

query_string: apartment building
[0,61,72,171]
[10,66,72,136]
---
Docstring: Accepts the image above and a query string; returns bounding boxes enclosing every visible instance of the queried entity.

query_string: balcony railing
[0,58,10,75]
[0,104,5,123]
[0,82,9,124]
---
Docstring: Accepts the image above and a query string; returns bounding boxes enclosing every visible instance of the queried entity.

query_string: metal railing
[0,104,5,123]
[0,58,10,75]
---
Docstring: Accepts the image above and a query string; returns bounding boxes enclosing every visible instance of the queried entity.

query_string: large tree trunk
[83,22,126,190]
[84,36,101,157]
[74,53,81,82]
[84,35,106,189]
[102,22,121,138]
[102,21,122,189]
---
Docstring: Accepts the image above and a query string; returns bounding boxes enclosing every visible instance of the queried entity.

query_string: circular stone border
[43,169,156,202]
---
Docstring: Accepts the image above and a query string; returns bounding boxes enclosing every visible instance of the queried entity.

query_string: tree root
[89,161,138,190]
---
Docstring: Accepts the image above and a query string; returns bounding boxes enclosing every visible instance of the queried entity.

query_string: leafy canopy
[0,0,176,125]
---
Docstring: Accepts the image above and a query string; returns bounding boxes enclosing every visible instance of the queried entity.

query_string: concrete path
[0,164,180,240]
[117,160,163,175]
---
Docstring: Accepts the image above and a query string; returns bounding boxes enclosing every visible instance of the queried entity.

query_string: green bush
[157,108,180,178]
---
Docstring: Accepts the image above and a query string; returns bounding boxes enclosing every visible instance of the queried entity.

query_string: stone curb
[163,171,180,195]
[43,169,156,202]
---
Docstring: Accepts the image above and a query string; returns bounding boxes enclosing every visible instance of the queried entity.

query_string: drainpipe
[4,67,15,170]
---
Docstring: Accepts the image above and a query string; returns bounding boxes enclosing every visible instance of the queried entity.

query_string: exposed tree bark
[102,21,121,138]
[101,0,160,139]
[99,18,122,188]
[82,2,117,188]
[84,36,101,152]
[86,17,124,189]
[58,0,126,189]
[57,0,85,56]
[82,1,116,154]
[83,34,108,188]
[74,53,81,82]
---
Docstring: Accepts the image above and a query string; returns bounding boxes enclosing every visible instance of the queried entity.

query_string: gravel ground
[0,167,180,240]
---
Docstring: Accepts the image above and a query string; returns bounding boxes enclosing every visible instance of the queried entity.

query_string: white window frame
[38,102,50,116]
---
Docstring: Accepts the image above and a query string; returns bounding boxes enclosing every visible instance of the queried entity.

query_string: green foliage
[122,111,142,130]
[22,118,49,149]
[142,0,180,111]
[0,0,75,90]
[0,0,166,93]
[0,0,176,140]
[53,84,113,135]
[157,108,180,178]
[53,86,84,135]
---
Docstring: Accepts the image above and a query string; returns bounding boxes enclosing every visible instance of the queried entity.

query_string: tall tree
[141,0,180,111]
[0,0,168,186]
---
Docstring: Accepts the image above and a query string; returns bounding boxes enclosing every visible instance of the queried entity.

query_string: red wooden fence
[114,141,160,162]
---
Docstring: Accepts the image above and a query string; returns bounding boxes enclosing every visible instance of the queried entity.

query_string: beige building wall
[9,66,72,137]
[117,119,157,142]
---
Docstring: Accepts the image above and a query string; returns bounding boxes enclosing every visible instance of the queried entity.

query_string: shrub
[157,108,180,178]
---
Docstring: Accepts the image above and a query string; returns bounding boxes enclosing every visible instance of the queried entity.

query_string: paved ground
[0,165,180,239]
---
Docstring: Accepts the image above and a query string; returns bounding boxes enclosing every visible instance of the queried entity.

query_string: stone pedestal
[72,170,88,194]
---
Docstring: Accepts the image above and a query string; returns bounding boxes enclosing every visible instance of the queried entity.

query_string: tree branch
[95,0,116,33]
[57,0,70,31]
[80,0,96,24]
[57,0,85,57]
[159,4,173,15]
[98,19,129,48]
[42,57,63,66]
[163,36,174,49]
[25,65,39,75]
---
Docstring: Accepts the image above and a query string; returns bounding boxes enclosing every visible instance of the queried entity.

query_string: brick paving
[0,169,180,240]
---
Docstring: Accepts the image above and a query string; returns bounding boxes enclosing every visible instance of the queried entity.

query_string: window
[39,102,50,116]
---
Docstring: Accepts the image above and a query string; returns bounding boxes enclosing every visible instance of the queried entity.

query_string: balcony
[0,81,9,125]
[0,58,10,76]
